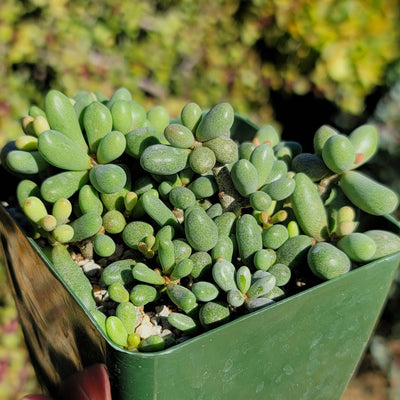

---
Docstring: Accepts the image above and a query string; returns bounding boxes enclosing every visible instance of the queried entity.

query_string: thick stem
[212,165,249,216]
[318,173,340,201]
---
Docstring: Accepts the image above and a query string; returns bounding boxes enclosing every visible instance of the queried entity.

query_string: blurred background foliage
[0,261,40,398]
[2,0,400,398]
[2,0,400,148]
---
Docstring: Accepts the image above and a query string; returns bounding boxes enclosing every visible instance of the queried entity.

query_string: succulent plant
[2,86,400,353]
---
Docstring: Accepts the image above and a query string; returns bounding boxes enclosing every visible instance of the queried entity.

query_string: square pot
[0,203,399,400]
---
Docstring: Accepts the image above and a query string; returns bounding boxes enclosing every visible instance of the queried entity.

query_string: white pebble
[136,315,153,339]
[156,305,171,318]
[82,260,101,277]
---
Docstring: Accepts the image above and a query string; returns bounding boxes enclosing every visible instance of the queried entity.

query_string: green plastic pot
[1,115,400,399]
